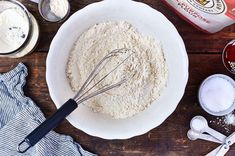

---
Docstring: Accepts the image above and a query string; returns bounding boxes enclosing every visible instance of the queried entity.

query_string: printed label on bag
[164,0,235,33]
[225,0,235,19]
[187,0,226,14]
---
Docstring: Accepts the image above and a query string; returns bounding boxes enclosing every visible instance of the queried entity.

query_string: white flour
[66,21,168,119]
[0,2,29,53]
[49,0,69,19]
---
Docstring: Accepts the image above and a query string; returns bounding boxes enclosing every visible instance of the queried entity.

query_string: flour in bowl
[66,21,168,119]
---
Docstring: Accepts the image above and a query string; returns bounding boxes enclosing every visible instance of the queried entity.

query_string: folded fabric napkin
[0,63,97,156]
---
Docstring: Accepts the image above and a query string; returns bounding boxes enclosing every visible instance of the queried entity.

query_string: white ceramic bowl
[46,0,189,139]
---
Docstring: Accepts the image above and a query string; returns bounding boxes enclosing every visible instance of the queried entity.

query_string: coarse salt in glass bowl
[198,74,235,116]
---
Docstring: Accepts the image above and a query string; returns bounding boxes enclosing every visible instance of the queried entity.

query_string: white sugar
[200,77,235,113]
[191,118,205,132]
[225,113,235,125]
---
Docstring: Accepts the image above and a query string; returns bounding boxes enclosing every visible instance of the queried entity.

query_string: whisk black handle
[17,99,78,153]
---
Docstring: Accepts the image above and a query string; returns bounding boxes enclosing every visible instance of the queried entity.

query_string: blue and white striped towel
[0,63,97,156]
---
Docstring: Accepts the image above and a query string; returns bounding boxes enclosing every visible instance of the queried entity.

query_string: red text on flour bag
[163,0,235,33]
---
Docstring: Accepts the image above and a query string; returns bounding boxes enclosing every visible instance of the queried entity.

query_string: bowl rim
[46,0,189,139]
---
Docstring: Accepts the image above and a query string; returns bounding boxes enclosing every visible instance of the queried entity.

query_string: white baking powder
[200,77,235,113]
[225,113,235,125]
[0,2,29,53]
[191,118,205,132]
[209,113,235,133]
[66,21,168,119]
[49,0,69,19]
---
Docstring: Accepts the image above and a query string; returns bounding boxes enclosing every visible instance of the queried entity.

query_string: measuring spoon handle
[199,133,223,144]
[205,145,222,156]
[206,127,226,143]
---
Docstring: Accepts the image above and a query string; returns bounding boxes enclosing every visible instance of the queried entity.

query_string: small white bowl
[198,74,235,116]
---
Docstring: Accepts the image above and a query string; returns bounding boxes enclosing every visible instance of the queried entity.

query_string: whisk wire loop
[73,48,134,103]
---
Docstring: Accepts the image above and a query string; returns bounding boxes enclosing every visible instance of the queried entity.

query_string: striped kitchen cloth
[0,63,97,156]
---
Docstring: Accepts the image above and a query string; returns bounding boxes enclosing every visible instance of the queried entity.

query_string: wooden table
[1,0,235,155]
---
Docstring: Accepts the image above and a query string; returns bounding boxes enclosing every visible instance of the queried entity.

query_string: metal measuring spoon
[30,0,70,22]
[187,129,222,144]
[190,116,226,142]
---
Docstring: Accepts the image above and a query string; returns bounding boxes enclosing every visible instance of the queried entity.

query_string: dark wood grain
[18,0,235,54]
[1,0,235,156]
[0,53,234,156]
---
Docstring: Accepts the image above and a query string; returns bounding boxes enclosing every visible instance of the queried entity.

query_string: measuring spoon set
[188,116,235,156]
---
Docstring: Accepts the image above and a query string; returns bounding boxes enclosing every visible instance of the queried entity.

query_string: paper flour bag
[163,0,235,33]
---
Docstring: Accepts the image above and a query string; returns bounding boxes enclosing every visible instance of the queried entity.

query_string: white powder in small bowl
[191,118,206,132]
[49,0,69,19]
[199,75,235,114]
[0,1,30,54]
